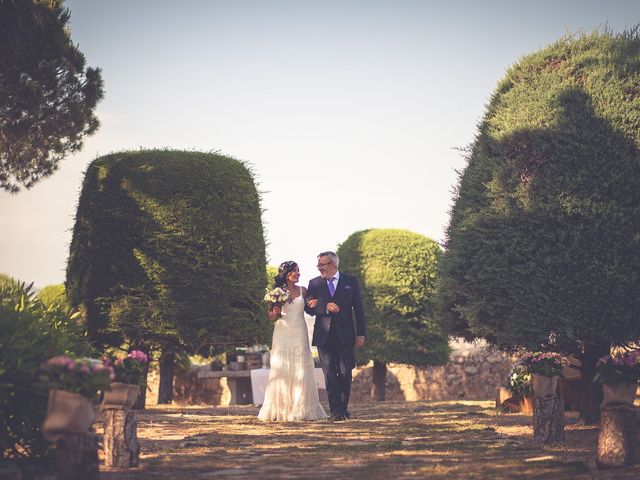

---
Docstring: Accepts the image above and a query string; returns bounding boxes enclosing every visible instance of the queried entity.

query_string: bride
[258,261,328,421]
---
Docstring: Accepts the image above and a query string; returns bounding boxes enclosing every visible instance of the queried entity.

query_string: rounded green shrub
[437,30,640,420]
[439,29,640,352]
[338,229,449,367]
[66,150,268,355]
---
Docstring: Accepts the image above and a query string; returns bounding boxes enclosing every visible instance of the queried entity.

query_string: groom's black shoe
[329,413,347,422]
[344,410,351,419]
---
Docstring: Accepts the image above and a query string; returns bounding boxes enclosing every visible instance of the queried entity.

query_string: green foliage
[266,265,279,288]
[337,229,450,367]
[257,265,279,348]
[438,29,640,354]
[507,364,532,397]
[0,278,91,464]
[38,283,90,357]
[66,150,269,356]
[0,0,104,193]
[37,284,67,310]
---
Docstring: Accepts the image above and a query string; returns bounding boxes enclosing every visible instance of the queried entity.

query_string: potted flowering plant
[40,356,114,440]
[102,350,149,410]
[508,364,532,397]
[522,352,568,377]
[522,351,568,399]
[594,350,640,406]
[497,364,533,413]
[111,350,149,385]
[40,355,115,399]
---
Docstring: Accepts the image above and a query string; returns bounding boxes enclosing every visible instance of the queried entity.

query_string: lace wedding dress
[258,290,328,421]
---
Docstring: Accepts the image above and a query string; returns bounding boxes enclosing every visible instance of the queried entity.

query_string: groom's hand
[327,302,340,314]
[355,336,365,348]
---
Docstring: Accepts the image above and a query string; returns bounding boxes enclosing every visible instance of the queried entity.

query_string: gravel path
[99,400,640,479]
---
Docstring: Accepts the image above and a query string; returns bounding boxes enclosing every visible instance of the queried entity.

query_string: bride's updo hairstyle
[274,261,298,289]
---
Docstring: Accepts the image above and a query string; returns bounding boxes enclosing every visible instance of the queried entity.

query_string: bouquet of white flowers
[264,286,290,306]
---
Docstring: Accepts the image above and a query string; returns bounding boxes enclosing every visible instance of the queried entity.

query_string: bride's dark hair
[274,261,298,289]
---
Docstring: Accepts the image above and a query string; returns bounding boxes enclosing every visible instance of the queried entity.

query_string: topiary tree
[337,229,450,400]
[437,29,640,423]
[66,150,268,406]
[0,0,104,193]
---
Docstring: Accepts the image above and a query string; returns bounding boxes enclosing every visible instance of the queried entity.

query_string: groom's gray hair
[318,251,339,268]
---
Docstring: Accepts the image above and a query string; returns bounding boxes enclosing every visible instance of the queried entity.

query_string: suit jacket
[305,273,366,347]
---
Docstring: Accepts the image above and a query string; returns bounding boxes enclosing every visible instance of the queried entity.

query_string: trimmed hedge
[438,30,640,354]
[66,150,268,354]
[338,229,449,367]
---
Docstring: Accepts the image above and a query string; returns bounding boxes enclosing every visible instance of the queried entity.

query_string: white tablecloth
[250,368,326,405]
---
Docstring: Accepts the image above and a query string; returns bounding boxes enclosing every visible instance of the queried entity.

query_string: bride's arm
[267,304,281,321]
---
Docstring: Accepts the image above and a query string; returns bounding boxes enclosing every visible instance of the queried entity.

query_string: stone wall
[351,340,515,403]
[161,339,515,406]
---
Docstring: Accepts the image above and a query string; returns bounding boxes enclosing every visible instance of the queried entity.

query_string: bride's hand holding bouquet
[264,287,289,321]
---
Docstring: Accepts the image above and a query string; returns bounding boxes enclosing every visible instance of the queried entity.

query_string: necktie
[327,277,336,296]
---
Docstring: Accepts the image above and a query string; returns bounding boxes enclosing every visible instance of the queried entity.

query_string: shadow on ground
[98,401,640,479]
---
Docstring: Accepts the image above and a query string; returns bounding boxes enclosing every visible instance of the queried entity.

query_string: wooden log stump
[103,410,140,467]
[533,395,564,444]
[55,433,100,480]
[596,404,639,469]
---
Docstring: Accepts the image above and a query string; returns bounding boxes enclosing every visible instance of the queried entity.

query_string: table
[197,368,327,405]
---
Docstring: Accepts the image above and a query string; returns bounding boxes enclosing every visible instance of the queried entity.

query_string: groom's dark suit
[305,273,366,419]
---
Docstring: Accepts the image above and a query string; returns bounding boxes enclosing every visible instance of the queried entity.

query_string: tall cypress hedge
[66,150,268,356]
[338,229,449,400]
[438,30,640,421]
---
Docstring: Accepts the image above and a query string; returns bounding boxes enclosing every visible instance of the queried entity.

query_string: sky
[1,0,639,289]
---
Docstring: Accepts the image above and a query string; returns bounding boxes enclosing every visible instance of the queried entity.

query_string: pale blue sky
[1,0,639,288]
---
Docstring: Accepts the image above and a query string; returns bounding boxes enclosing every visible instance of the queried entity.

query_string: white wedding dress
[258,290,328,421]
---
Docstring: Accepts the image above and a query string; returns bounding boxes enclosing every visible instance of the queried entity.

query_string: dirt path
[99,400,639,479]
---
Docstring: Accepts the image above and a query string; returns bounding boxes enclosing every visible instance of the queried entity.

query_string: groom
[305,251,366,421]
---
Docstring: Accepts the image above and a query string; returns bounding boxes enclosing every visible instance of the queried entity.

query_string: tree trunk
[131,360,149,410]
[371,360,386,401]
[577,342,610,424]
[103,410,140,468]
[55,433,100,480]
[533,395,564,444]
[158,349,176,404]
[597,404,639,468]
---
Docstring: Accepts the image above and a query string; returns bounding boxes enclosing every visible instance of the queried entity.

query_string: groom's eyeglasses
[316,261,332,269]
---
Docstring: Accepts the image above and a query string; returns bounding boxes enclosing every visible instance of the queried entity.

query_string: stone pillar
[103,410,140,468]
[597,404,639,468]
[533,395,564,444]
[55,433,100,480]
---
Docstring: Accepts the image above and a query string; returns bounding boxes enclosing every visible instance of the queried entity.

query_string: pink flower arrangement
[522,351,569,377]
[594,350,640,385]
[41,356,115,400]
[107,349,149,385]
